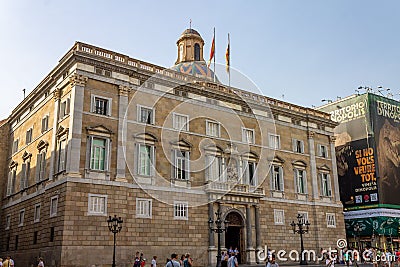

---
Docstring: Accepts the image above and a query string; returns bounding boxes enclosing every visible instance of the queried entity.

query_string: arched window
[194,43,200,61]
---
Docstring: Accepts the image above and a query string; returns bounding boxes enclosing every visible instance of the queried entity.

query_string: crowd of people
[0,256,44,267]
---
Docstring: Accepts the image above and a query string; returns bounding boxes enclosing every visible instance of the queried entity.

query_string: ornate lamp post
[107,215,123,267]
[291,214,310,265]
[209,208,229,267]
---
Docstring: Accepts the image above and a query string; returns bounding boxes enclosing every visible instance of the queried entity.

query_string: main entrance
[225,212,245,264]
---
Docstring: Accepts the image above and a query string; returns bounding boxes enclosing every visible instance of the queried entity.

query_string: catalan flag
[225,33,230,73]
[208,28,215,68]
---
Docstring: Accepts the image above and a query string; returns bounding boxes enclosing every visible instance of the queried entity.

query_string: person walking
[38,257,44,267]
[166,254,180,267]
[227,252,238,267]
[151,256,157,267]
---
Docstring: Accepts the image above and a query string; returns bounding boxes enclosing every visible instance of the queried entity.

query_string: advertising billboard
[369,95,400,208]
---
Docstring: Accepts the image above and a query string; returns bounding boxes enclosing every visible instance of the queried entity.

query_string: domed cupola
[173,28,218,81]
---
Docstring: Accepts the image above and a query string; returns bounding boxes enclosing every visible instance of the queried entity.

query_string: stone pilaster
[115,85,131,182]
[308,131,319,200]
[208,202,217,267]
[66,74,87,177]
[254,205,262,263]
[329,136,340,202]
[246,205,255,264]
[49,88,61,180]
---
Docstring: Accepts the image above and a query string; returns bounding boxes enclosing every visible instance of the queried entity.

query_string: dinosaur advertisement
[370,95,400,207]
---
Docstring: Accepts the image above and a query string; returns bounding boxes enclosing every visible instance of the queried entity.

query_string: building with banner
[319,93,400,250]
[0,29,345,267]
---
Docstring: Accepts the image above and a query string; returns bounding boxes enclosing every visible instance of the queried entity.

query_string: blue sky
[0,0,399,118]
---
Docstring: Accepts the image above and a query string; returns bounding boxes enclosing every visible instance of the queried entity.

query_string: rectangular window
[5,214,11,230]
[173,113,189,131]
[269,134,280,149]
[272,165,284,191]
[90,138,107,171]
[298,212,309,225]
[206,120,220,137]
[174,150,189,180]
[20,162,31,190]
[15,235,19,250]
[174,201,188,220]
[33,231,38,244]
[138,105,154,124]
[35,151,47,182]
[57,139,67,172]
[274,209,285,225]
[293,139,304,153]
[18,209,25,227]
[7,169,16,196]
[34,204,41,223]
[243,161,256,186]
[92,95,111,116]
[88,194,107,215]
[12,139,19,154]
[320,173,332,197]
[41,115,49,133]
[136,198,152,218]
[50,196,58,217]
[59,98,70,119]
[242,128,255,144]
[318,144,328,158]
[137,144,154,176]
[26,128,33,144]
[50,227,55,242]
[326,213,336,228]
[295,169,307,194]
[206,155,223,182]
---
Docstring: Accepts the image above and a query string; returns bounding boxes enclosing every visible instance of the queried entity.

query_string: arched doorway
[225,211,245,264]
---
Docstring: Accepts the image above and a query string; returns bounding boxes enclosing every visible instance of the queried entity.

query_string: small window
[34,204,41,223]
[12,139,19,154]
[5,214,11,230]
[33,231,38,244]
[91,95,112,116]
[271,165,284,191]
[293,139,304,154]
[298,212,309,225]
[136,198,152,218]
[35,151,47,182]
[88,194,107,215]
[295,169,307,194]
[26,128,33,144]
[242,128,255,144]
[194,43,200,61]
[173,113,189,131]
[138,105,155,124]
[173,150,190,180]
[206,120,220,137]
[57,139,67,172]
[41,115,49,133]
[174,201,188,220]
[274,209,284,225]
[269,134,280,149]
[318,145,328,158]
[95,67,112,77]
[7,168,17,196]
[50,227,55,242]
[15,235,19,250]
[20,162,31,190]
[59,98,70,119]
[326,213,336,228]
[18,209,25,227]
[50,196,58,217]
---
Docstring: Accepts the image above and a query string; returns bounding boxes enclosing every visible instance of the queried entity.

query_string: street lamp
[209,208,229,267]
[107,215,123,267]
[291,214,310,265]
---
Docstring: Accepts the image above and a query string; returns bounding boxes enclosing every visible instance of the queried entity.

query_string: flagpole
[228,33,230,87]
[213,27,216,83]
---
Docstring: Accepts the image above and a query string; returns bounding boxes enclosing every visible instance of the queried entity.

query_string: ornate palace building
[0,29,344,267]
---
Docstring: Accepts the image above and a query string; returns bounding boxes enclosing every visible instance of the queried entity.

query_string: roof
[181,28,201,36]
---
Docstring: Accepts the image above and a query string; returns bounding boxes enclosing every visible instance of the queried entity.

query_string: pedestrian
[140,253,146,267]
[3,257,10,267]
[326,254,334,267]
[183,253,192,267]
[166,254,180,267]
[151,256,157,267]
[227,252,238,267]
[8,257,13,267]
[266,258,279,267]
[38,257,44,267]
[134,252,141,267]
[221,252,228,267]
[0,258,3,267]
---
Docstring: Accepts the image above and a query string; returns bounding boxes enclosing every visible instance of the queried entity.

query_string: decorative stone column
[208,202,217,267]
[308,131,319,200]
[329,136,340,202]
[115,85,130,182]
[49,88,61,180]
[254,205,262,263]
[66,74,87,177]
[246,205,255,264]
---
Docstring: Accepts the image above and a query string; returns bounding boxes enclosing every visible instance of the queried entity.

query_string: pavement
[240,263,373,267]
